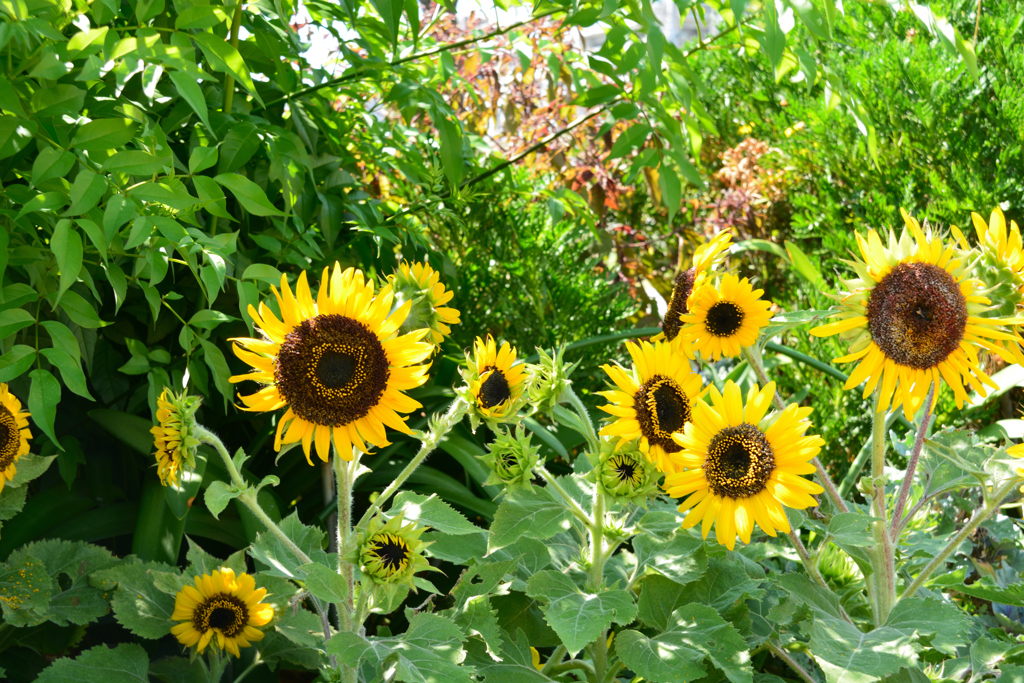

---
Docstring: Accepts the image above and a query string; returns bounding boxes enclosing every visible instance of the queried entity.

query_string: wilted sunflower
[151,388,200,488]
[170,568,274,657]
[386,261,461,345]
[811,210,1023,419]
[598,340,703,474]
[0,384,31,493]
[661,231,733,344]
[231,264,434,464]
[679,273,773,361]
[460,336,527,423]
[663,380,824,550]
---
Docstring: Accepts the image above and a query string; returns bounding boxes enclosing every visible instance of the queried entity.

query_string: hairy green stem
[537,466,594,526]
[333,450,356,628]
[539,645,567,675]
[354,399,468,530]
[903,478,1020,600]
[767,642,816,683]
[231,652,263,683]
[868,390,896,626]
[890,383,935,540]
[785,528,853,624]
[222,1,243,113]
[588,487,606,591]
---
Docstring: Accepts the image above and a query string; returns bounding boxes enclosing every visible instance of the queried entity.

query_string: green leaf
[659,164,682,226]
[883,597,970,656]
[29,368,61,447]
[71,119,138,151]
[59,290,108,328]
[784,241,825,289]
[40,348,93,399]
[0,117,36,159]
[487,486,572,553]
[617,603,753,683]
[433,107,464,188]
[525,570,637,655]
[167,71,211,130]
[327,611,473,683]
[0,552,53,622]
[36,643,149,683]
[369,0,404,47]
[103,151,170,176]
[91,560,179,639]
[775,573,845,620]
[32,85,86,117]
[191,33,262,104]
[204,480,241,519]
[788,0,829,40]
[633,532,708,586]
[0,485,27,521]
[6,454,57,488]
[301,561,349,604]
[7,539,118,626]
[390,492,480,535]
[250,512,330,580]
[214,173,284,216]
[31,147,77,187]
[198,337,231,402]
[165,447,209,520]
[188,146,218,175]
[0,345,35,383]
[62,170,107,216]
[50,220,83,304]
[90,409,155,455]
[175,5,230,29]
[810,617,917,683]
[0,307,36,339]
[217,123,261,174]
[953,580,1024,607]
[756,0,786,78]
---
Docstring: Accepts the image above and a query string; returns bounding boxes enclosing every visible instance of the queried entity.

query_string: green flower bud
[152,387,202,488]
[355,514,433,603]
[386,261,461,345]
[527,345,580,416]
[593,440,662,507]
[480,426,542,489]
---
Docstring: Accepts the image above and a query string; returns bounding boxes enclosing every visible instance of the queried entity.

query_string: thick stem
[767,642,817,683]
[323,461,337,554]
[333,450,356,634]
[221,1,243,113]
[354,399,468,530]
[868,389,896,626]
[588,487,606,591]
[539,645,567,675]
[903,478,1020,600]
[744,345,849,513]
[889,383,935,540]
[537,466,594,527]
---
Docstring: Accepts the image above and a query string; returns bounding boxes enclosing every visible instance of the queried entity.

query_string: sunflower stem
[868,389,897,626]
[903,477,1020,600]
[785,526,854,624]
[587,485,606,592]
[231,652,263,683]
[537,466,594,527]
[767,642,817,683]
[354,398,468,531]
[332,448,356,639]
[744,345,850,513]
[890,382,935,541]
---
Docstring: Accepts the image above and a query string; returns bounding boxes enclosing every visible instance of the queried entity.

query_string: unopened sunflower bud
[386,261,461,345]
[480,426,541,489]
[593,440,662,507]
[152,388,202,488]
[527,345,580,417]
[356,514,433,601]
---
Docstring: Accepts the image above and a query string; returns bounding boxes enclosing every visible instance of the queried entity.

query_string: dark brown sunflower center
[275,314,390,427]
[635,376,691,454]
[0,406,19,470]
[705,301,745,337]
[704,423,775,499]
[479,368,511,409]
[192,594,248,637]
[370,534,410,574]
[611,455,642,486]
[662,268,696,342]
[867,262,967,369]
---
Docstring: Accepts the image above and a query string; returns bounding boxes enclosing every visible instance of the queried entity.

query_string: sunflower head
[480,425,542,489]
[458,336,528,430]
[597,340,703,475]
[952,207,1024,318]
[593,439,662,507]
[662,380,824,550]
[170,568,274,658]
[151,387,201,488]
[386,261,461,345]
[1006,442,1024,490]
[526,344,580,417]
[810,210,1024,419]
[661,231,733,344]
[357,514,432,598]
[0,384,31,493]
[230,264,434,464]
[680,273,773,361]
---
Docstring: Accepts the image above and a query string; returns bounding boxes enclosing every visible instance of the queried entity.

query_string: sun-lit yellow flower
[663,380,824,550]
[680,273,773,360]
[230,264,434,464]
[386,261,461,345]
[151,388,200,488]
[170,568,274,658]
[661,231,733,345]
[460,336,528,423]
[811,210,1023,419]
[598,339,703,475]
[0,383,31,493]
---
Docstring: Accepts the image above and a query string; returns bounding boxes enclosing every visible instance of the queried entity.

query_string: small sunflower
[357,514,432,601]
[0,384,31,493]
[594,440,662,507]
[811,210,1023,419]
[151,388,201,488]
[679,273,773,361]
[598,340,703,475]
[170,568,274,657]
[663,380,825,550]
[459,336,528,425]
[661,231,734,344]
[230,264,434,464]
[386,261,461,345]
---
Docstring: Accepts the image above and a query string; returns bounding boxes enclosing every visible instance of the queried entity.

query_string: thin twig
[890,383,936,540]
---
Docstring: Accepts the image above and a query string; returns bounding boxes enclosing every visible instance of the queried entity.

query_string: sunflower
[170,568,274,657]
[386,261,461,345]
[810,210,1023,419]
[357,514,432,601]
[598,340,703,475]
[663,380,824,550]
[151,388,200,488]
[679,273,773,361]
[460,336,527,423]
[661,230,734,344]
[0,384,31,493]
[595,440,662,506]
[231,264,434,464]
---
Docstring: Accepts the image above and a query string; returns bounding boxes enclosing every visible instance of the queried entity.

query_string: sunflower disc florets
[385,261,461,346]
[0,383,32,493]
[170,568,274,657]
[480,425,542,490]
[152,387,202,488]
[526,345,580,417]
[356,514,433,601]
[593,439,662,507]
[458,336,528,431]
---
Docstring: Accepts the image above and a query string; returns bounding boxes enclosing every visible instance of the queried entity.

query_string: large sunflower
[386,261,461,345]
[663,380,824,550]
[811,210,1022,419]
[661,231,734,344]
[598,340,703,474]
[170,568,274,657]
[461,336,527,422]
[231,264,434,464]
[0,383,31,493]
[679,273,773,361]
